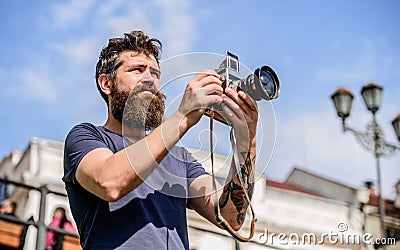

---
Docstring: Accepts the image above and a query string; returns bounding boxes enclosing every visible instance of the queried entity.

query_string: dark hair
[9,201,17,213]
[95,31,162,105]
[52,207,68,250]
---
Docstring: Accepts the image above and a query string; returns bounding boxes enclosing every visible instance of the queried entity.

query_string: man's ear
[98,74,112,96]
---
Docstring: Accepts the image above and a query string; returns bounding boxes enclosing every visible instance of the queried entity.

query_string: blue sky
[1,0,399,198]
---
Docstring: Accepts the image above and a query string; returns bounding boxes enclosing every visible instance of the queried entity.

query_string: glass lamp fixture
[331,87,354,121]
[360,83,383,114]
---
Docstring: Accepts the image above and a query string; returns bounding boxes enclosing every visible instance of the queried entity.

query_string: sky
[0,0,399,198]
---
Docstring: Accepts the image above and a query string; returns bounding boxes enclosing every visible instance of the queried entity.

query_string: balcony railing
[0,178,80,250]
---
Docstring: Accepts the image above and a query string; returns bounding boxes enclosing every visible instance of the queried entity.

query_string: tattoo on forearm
[237,213,246,225]
[219,184,230,208]
[219,151,255,225]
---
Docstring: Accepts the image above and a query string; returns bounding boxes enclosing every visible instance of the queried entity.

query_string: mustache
[131,84,159,95]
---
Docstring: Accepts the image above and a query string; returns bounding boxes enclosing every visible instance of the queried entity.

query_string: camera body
[206,51,280,124]
[217,51,280,101]
[215,51,243,95]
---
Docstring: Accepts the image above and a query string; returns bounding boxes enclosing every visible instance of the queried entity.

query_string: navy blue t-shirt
[63,123,207,249]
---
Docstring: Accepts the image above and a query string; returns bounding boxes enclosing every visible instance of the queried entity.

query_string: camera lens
[260,70,276,98]
[237,66,280,101]
[254,66,280,100]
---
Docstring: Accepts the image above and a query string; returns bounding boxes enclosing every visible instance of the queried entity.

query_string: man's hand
[176,70,223,130]
[188,86,258,231]
[220,87,258,151]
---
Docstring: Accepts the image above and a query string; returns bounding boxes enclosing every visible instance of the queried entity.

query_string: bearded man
[63,30,258,249]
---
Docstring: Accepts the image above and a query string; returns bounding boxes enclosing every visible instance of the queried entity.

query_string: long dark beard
[110,84,166,131]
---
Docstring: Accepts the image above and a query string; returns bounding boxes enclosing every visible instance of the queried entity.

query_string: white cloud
[50,37,99,68]
[46,0,197,73]
[153,0,195,55]
[93,0,195,56]
[315,37,400,90]
[49,0,95,28]
[19,68,57,102]
[106,7,153,36]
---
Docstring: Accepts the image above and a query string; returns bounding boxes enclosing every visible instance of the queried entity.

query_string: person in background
[45,207,77,250]
[0,198,18,216]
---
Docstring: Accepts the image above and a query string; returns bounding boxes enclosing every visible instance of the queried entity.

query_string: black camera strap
[209,109,257,242]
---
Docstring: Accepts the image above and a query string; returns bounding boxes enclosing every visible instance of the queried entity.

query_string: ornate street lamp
[331,83,399,249]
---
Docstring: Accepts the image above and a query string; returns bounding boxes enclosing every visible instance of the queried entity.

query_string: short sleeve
[184,148,208,185]
[63,123,109,185]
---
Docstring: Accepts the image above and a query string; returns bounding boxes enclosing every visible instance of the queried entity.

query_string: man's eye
[151,70,160,78]
[129,67,142,72]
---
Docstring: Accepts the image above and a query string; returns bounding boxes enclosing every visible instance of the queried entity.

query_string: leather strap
[209,108,257,242]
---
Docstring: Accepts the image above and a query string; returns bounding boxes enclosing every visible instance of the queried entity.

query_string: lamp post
[331,83,400,249]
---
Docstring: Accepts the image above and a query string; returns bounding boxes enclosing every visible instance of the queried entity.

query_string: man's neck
[103,113,146,142]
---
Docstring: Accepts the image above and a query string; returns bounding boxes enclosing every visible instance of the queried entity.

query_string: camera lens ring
[239,74,262,101]
[254,66,280,100]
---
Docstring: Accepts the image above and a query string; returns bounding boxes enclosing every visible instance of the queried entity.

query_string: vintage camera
[206,51,280,124]
[217,51,280,101]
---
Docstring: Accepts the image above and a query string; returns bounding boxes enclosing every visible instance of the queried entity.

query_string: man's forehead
[121,51,158,67]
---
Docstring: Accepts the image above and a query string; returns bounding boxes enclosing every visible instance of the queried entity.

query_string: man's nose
[140,70,159,89]
[142,69,155,81]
